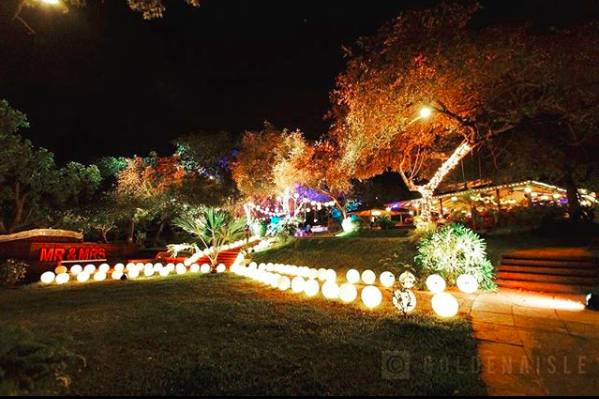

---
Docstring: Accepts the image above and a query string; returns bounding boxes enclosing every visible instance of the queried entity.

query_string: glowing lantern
[398,271,416,289]
[249,261,257,269]
[70,264,82,275]
[159,267,170,277]
[184,258,192,266]
[190,263,200,273]
[322,281,339,299]
[346,269,360,284]
[153,263,164,272]
[325,269,336,282]
[143,264,155,277]
[55,265,67,274]
[456,274,479,294]
[361,286,382,309]
[175,263,187,275]
[317,268,328,281]
[291,276,306,293]
[216,263,226,273]
[379,271,395,288]
[426,274,446,293]
[278,275,291,291]
[40,271,55,284]
[308,268,318,280]
[304,279,320,297]
[55,273,69,285]
[99,263,110,273]
[431,293,459,318]
[128,269,139,279]
[84,264,96,274]
[200,264,211,273]
[94,272,106,282]
[114,263,125,272]
[112,270,123,280]
[77,272,90,283]
[339,283,357,303]
[361,270,376,285]
[125,263,135,272]
[270,273,281,288]
[392,289,417,314]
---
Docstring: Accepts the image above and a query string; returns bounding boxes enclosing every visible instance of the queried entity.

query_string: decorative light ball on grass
[159,267,170,277]
[398,271,416,289]
[216,263,226,273]
[84,264,96,274]
[392,289,417,314]
[40,271,55,285]
[184,258,192,266]
[143,264,155,277]
[346,269,360,284]
[70,264,82,275]
[175,263,187,275]
[77,272,90,283]
[431,292,459,318]
[94,272,106,282]
[457,274,479,294]
[291,276,306,293]
[426,274,446,294]
[308,268,319,280]
[111,270,123,280]
[55,265,68,275]
[270,273,281,288]
[361,270,376,285]
[99,263,110,273]
[249,262,257,269]
[166,263,175,273]
[304,279,320,297]
[128,269,139,279]
[361,286,383,309]
[339,283,358,303]
[114,263,125,273]
[200,264,211,274]
[278,275,291,291]
[379,271,395,288]
[317,268,328,281]
[322,281,340,299]
[55,273,70,285]
[153,263,163,272]
[325,269,336,282]
[125,263,135,272]
[190,263,200,273]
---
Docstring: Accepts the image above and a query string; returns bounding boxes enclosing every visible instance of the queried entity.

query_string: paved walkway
[463,289,599,395]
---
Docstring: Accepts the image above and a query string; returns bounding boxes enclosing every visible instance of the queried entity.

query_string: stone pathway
[465,289,599,395]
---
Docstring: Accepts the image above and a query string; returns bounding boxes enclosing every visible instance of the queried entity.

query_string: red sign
[35,244,107,262]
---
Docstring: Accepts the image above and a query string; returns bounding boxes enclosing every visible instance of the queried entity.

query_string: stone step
[501,257,597,269]
[496,271,599,285]
[497,264,599,277]
[496,278,595,294]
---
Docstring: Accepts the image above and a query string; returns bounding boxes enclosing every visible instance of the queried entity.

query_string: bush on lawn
[0,325,83,395]
[0,259,28,287]
[408,216,437,243]
[415,223,496,290]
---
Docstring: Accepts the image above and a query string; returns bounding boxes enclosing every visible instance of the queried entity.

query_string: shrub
[0,325,83,395]
[415,223,496,290]
[376,216,395,230]
[0,259,28,287]
[408,216,437,243]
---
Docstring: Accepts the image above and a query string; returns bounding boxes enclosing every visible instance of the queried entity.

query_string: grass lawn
[1,274,485,395]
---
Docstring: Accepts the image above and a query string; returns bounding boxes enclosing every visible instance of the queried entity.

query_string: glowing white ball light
[84,264,96,274]
[393,289,417,314]
[432,292,459,318]
[99,263,110,273]
[346,269,360,284]
[426,274,446,294]
[200,264,211,274]
[55,273,70,285]
[40,271,55,285]
[112,270,123,280]
[339,283,357,303]
[361,270,376,285]
[398,271,416,289]
[55,265,67,275]
[304,279,320,297]
[379,271,395,288]
[77,272,90,283]
[361,286,382,309]
[94,272,106,282]
[322,281,339,299]
[144,264,155,277]
[457,274,479,294]
[176,263,187,275]
[291,276,306,293]
[70,264,82,275]
[114,263,125,272]
[190,263,200,273]
[278,275,291,291]
[216,264,226,273]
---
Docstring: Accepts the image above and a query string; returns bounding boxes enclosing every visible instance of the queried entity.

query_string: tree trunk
[127,219,135,243]
[153,221,165,247]
[564,169,582,222]
[101,229,109,244]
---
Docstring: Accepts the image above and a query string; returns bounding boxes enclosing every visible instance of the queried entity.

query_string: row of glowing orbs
[424,273,479,318]
[40,261,228,285]
[231,263,383,309]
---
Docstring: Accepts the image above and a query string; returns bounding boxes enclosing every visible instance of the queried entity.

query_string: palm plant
[173,207,246,271]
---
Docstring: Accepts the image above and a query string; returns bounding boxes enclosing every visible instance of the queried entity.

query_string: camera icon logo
[381,350,410,380]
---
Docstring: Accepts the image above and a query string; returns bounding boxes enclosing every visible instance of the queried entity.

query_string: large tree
[331,2,599,222]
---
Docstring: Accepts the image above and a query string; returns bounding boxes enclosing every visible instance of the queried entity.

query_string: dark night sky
[1,0,596,163]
